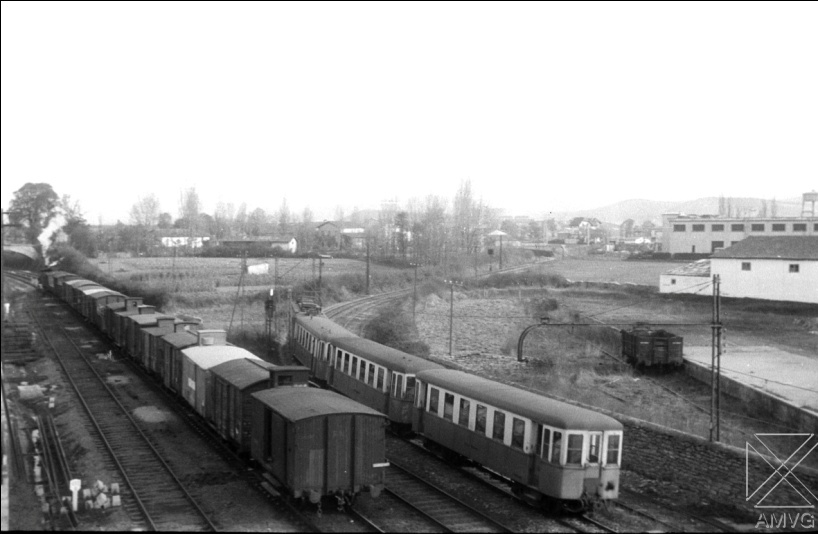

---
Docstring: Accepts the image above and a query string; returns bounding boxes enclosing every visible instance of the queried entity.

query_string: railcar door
[584,432,603,497]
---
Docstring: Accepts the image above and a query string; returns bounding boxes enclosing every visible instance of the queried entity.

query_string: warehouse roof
[251,388,386,421]
[663,259,710,277]
[711,236,818,260]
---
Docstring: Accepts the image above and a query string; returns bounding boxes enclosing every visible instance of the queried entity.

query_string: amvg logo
[747,433,817,530]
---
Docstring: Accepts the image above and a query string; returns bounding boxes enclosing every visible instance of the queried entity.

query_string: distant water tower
[803,191,818,217]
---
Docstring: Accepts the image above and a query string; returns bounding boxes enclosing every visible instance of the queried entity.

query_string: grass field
[539,256,680,286]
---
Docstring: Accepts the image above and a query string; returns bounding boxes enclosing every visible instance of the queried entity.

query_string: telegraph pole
[710,274,722,442]
[445,279,463,356]
[366,237,371,295]
[410,262,419,323]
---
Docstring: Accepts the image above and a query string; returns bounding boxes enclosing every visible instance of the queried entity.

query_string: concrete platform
[685,345,818,433]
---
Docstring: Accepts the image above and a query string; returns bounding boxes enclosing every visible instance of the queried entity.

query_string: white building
[710,236,818,304]
[659,259,711,295]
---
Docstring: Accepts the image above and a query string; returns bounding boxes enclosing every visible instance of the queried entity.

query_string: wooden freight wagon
[249,388,388,504]
[208,360,309,454]
[110,298,144,348]
[160,329,199,394]
[621,326,683,368]
[181,340,260,419]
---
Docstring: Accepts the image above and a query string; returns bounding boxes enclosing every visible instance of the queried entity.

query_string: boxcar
[413,369,623,506]
[249,387,388,504]
[181,344,260,419]
[160,330,199,394]
[80,288,125,329]
[110,299,144,348]
[62,279,99,309]
[328,336,444,425]
[292,314,355,383]
[124,310,172,364]
[209,358,282,453]
[621,327,683,368]
[140,318,178,374]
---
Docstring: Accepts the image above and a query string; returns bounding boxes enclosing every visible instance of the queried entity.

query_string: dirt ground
[413,284,818,453]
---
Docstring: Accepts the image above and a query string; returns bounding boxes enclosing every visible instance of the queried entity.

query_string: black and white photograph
[2,1,816,531]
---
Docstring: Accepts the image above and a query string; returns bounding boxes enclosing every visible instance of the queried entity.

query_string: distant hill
[547,196,805,226]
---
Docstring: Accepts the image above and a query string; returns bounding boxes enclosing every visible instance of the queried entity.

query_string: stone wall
[685,360,818,434]
[619,414,818,515]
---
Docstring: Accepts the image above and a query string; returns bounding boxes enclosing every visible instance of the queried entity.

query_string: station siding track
[381,461,513,533]
[323,288,413,333]
[28,302,217,532]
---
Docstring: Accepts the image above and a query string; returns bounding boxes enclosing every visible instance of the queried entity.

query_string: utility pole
[445,279,463,356]
[710,274,722,442]
[410,262,420,323]
[366,237,371,295]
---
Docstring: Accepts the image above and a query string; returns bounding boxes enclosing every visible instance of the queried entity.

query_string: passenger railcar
[291,314,355,383]
[249,387,388,505]
[413,369,622,507]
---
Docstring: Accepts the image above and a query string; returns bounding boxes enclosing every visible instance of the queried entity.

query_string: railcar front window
[429,387,439,414]
[606,434,621,465]
[566,434,583,465]
[512,418,525,450]
[589,433,601,463]
[476,404,487,434]
[443,393,454,421]
[458,398,470,426]
[551,432,562,464]
[540,428,551,459]
[493,411,506,441]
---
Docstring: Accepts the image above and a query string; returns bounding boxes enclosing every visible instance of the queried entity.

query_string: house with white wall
[710,236,818,304]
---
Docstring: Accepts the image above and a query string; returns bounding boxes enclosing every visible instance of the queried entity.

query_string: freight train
[37,270,388,507]
[292,310,624,509]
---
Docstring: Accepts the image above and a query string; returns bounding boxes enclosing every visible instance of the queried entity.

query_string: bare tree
[277,198,291,235]
[130,194,161,227]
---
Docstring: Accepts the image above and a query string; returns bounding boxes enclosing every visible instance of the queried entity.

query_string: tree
[620,219,635,238]
[395,211,409,259]
[8,182,60,244]
[178,187,201,236]
[157,212,173,229]
[60,195,96,257]
[277,198,291,235]
[129,194,160,227]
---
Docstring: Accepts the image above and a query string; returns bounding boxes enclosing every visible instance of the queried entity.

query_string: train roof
[211,358,275,390]
[251,388,387,422]
[162,331,199,348]
[331,337,445,374]
[181,346,260,369]
[128,314,174,326]
[51,272,79,281]
[295,313,356,339]
[84,290,125,300]
[142,324,178,337]
[416,369,623,431]
[64,278,99,288]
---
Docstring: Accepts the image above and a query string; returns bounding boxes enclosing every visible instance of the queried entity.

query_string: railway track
[380,461,513,533]
[29,304,218,532]
[324,288,413,334]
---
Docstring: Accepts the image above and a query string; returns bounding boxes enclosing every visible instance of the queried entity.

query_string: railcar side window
[362,363,369,384]
[511,418,525,450]
[344,354,351,374]
[335,350,342,369]
[377,368,385,390]
[476,404,487,434]
[443,393,454,421]
[428,387,439,414]
[405,376,416,400]
[367,365,376,387]
[589,433,601,463]
[458,398,470,426]
[493,411,506,441]
[540,427,551,459]
[566,434,583,465]
[393,375,403,398]
[551,431,562,464]
[606,434,621,465]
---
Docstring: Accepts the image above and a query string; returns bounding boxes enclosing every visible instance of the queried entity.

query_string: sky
[2,1,817,225]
